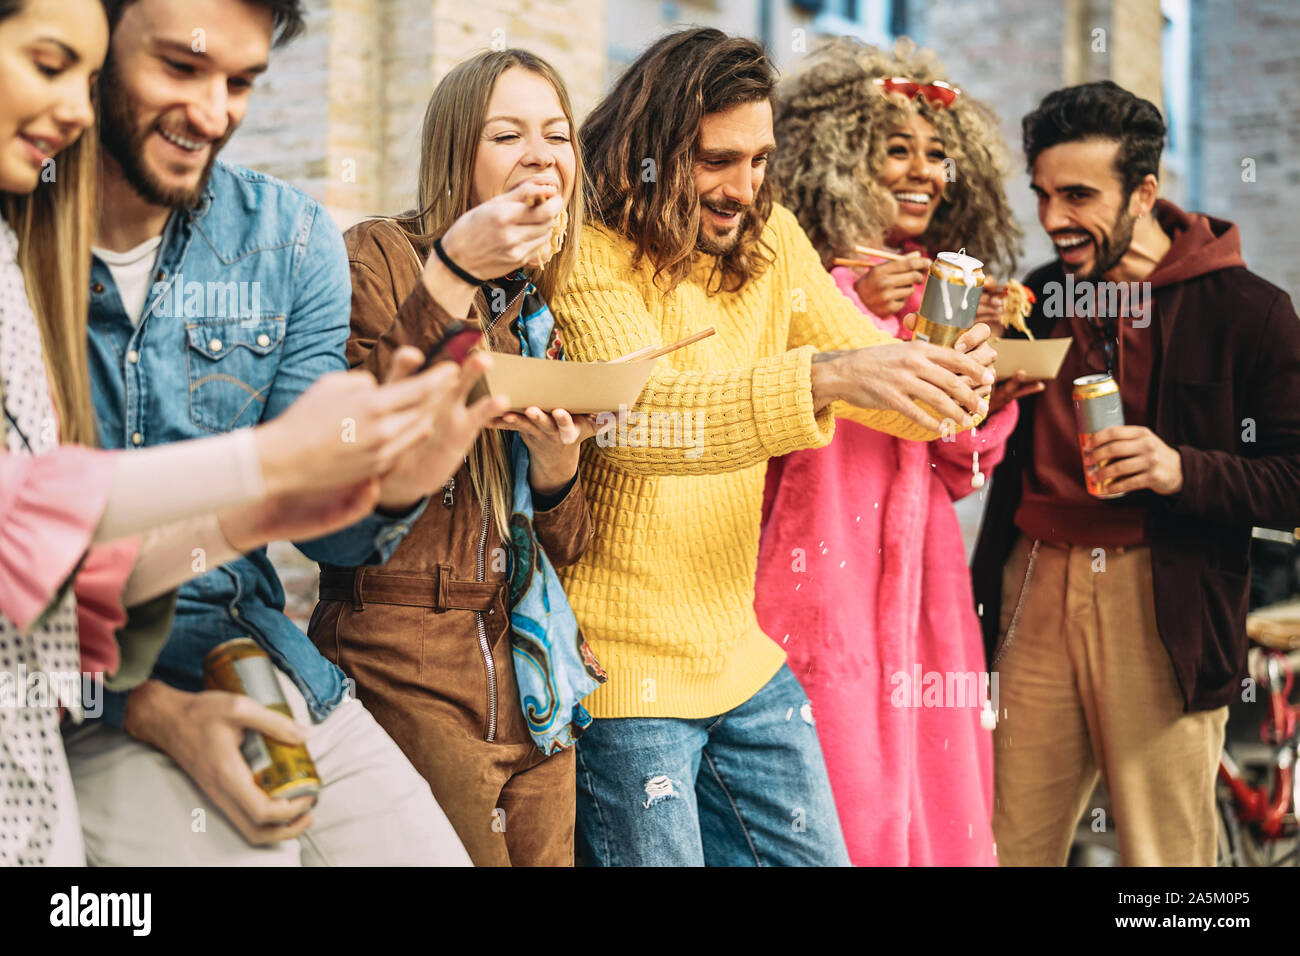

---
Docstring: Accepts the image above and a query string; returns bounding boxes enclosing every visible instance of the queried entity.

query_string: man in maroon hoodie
[972,81,1300,866]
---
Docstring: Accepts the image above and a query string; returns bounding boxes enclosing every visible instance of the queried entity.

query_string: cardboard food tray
[470,352,658,414]
[992,336,1072,381]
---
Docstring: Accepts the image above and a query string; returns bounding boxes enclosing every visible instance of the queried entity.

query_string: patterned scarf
[505,279,607,754]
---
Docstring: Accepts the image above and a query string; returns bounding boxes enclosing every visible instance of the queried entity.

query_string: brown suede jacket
[308,217,594,747]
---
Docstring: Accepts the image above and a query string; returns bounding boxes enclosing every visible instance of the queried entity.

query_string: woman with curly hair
[755,37,1037,866]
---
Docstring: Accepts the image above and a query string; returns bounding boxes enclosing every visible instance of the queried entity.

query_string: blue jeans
[574,665,850,866]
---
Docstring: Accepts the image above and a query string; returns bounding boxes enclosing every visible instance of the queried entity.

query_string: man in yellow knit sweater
[549,28,996,866]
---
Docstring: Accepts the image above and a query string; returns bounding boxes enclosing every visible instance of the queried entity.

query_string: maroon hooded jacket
[972,199,1300,711]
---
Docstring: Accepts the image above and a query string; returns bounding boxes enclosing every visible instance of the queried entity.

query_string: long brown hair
[0,0,99,446]
[396,48,585,537]
[582,28,775,294]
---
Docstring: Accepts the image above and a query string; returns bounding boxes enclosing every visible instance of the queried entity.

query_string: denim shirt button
[155,270,166,282]
[208,338,223,352]
[257,334,271,347]
[127,350,139,364]
[231,606,241,618]
[131,432,143,446]
[92,282,104,294]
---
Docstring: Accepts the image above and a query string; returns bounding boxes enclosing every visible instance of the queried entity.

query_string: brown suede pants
[991,536,1228,866]
[311,593,575,867]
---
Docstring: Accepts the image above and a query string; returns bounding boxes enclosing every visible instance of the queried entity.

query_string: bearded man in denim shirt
[62,0,472,865]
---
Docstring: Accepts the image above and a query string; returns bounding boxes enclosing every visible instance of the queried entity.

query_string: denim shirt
[87,162,426,726]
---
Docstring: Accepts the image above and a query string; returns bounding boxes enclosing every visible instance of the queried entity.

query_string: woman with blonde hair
[756,37,1034,866]
[310,48,605,867]
[0,0,495,865]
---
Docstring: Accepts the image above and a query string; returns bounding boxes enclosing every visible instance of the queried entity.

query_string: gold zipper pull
[442,477,456,507]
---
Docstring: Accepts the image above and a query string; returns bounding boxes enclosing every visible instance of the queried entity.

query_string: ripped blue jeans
[574,665,850,866]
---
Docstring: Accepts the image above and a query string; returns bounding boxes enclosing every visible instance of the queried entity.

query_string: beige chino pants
[991,536,1228,866]
[64,669,472,866]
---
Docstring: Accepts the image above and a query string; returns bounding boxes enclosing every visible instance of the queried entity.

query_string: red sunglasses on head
[873,76,961,110]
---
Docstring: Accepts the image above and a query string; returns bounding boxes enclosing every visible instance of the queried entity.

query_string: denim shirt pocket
[185,315,287,432]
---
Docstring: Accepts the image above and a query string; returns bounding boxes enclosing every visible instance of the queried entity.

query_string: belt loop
[433,564,450,613]
[351,567,366,612]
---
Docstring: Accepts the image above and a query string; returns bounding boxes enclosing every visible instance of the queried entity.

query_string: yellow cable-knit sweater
[550,203,946,719]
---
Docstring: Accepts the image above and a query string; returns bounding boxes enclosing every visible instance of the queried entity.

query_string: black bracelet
[433,236,484,287]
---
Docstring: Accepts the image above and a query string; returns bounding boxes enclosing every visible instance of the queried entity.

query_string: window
[812,0,900,47]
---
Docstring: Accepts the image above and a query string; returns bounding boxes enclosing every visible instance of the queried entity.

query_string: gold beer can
[911,250,986,348]
[1072,372,1126,499]
[203,638,321,803]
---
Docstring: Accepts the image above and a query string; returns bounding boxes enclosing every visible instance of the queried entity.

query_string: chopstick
[608,327,716,364]
[853,244,910,263]
[832,257,880,270]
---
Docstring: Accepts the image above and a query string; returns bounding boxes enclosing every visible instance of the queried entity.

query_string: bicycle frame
[1218,650,1299,844]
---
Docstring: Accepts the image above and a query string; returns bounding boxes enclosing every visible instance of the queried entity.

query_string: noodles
[999,278,1035,340]
[529,205,568,269]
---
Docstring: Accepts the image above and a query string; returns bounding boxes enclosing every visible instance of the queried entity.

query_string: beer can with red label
[203,638,321,803]
[1072,372,1126,499]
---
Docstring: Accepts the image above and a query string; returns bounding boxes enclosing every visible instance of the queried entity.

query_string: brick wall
[223,0,606,229]
[1193,0,1300,301]
[221,0,336,204]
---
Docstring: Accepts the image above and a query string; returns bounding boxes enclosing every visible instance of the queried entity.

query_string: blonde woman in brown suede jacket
[308,50,601,867]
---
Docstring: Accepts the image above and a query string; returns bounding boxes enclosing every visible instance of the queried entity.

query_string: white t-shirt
[93,236,163,326]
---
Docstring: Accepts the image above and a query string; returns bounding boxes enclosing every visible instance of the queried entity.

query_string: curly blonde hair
[771,37,1021,276]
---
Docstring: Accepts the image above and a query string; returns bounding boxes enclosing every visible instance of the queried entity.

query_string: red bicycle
[1216,601,1300,866]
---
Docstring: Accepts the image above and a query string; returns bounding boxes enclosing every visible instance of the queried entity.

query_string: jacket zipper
[468,284,521,743]
[488,284,525,332]
[475,486,498,742]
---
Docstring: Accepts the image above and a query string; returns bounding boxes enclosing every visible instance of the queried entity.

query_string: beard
[695,198,749,256]
[1078,204,1137,282]
[98,54,232,209]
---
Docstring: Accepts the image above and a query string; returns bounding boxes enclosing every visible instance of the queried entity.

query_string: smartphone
[420,321,482,371]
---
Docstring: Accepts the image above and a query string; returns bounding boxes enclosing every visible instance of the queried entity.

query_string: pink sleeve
[929,400,1020,501]
[0,447,117,631]
[1,431,264,635]
[828,266,920,340]
[74,537,140,678]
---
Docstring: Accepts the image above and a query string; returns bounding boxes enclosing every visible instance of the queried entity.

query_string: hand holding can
[203,639,322,804]
[1073,373,1127,498]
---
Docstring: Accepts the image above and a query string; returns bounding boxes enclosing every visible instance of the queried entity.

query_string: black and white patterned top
[0,216,82,866]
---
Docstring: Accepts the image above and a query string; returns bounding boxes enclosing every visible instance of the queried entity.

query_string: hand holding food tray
[467,328,716,414]
[469,353,659,414]
[991,336,1072,381]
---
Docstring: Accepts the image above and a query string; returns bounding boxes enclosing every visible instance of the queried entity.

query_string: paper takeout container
[992,336,1072,381]
[471,352,658,413]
